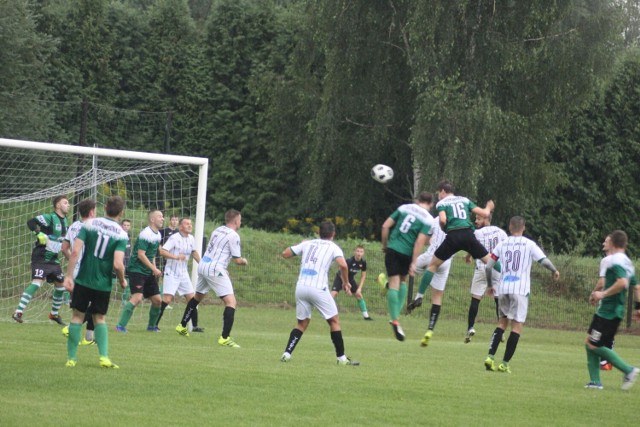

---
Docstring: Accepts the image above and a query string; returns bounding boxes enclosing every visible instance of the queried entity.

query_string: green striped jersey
[387,204,433,257]
[75,217,128,292]
[128,226,162,275]
[436,195,477,232]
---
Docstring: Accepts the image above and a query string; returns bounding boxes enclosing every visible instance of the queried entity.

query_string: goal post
[0,138,208,323]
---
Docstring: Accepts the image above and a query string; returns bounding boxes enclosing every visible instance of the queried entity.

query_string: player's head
[608,230,628,250]
[105,196,125,219]
[437,180,455,198]
[475,212,492,228]
[169,214,179,229]
[225,209,242,229]
[53,195,70,215]
[319,221,335,240]
[179,217,193,234]
[508,216,526,234]
[120,218,132,233]
[354,245,365,260]
[148,209,164,230]
[77,198,96,220]
[416,191,434,208]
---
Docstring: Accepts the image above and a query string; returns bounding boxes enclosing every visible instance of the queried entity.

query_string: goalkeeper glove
[35,232,47,246]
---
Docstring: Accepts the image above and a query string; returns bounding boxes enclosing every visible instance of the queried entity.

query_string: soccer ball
[371,164,394,184]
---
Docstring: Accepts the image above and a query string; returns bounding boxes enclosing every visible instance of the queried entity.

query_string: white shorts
[163,273,194,297]
[295,285,338,320]
[195,269,234,298]
[498,294,528,323]
[470,268,501,297]
[415,252,452,292]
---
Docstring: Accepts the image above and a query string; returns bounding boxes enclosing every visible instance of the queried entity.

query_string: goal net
[0,138,208,324]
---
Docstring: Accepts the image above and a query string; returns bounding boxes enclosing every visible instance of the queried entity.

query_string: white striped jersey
[425,217,446,257]
[162,232,196,277]
[474,225,507,269]
[64,220,85,278]
[490,235,546,296]
[291,239,345,290]
[64,220,84,251]
[198,225,241,274]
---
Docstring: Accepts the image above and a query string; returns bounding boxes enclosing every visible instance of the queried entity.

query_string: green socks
[51,287,64,315]
[357,298,368,313]
[591,345,633,375]
[387,288,400,321]
[418,271,433,294]
[398,282,408,312]
[67,323,82,360]
[118,302,135,328]
[17,283,40,311]
[94,323,109,357]
[585,345,601,384]
[148,305,161,328]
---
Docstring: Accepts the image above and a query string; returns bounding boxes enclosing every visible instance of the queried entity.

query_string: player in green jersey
[381,191,434,341]
[63,196,128,368]
[116,210,164,332]
[585,230,639,390]
[13,195,70,325]
[407,181,494,316]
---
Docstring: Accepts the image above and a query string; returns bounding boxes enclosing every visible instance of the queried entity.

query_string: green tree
[199,0,287,226]
[0,0,55,140]
[539,50,640,255]
[408,0,624,223]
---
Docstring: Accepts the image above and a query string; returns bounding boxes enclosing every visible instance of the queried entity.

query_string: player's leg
[585,315,605,387]
[49,268,67,324]
[485,295,509,371]
[180,289,203,332]
[218,292,238,346]
[356,294,372,320]
[282,287,312,361]
[66,285,91,366]
[589,317,636,378]
[178,276,206,331]
[92,293,119,369]
[116,272,144,331]
[156,274,178,327]
[14,264,45,322]
[498,295,527,373]
[466,268,487,342]
[318,290,358,365]
[411,252,431,301]
[82,304,95,344]
[397,274,408,313]
[409,245,448,311]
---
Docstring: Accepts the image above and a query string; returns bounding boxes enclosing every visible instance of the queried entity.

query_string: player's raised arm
[471,200,495,219]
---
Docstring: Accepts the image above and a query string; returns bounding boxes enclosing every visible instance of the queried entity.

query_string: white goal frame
[0,138,209,282]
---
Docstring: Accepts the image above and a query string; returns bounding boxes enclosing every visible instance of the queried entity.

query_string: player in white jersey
[483,216,559,373]
[463,213,507,343]
[175,209,247,348]
[155,218,202,331]
[280,221,359,366]
[60,199,97,345]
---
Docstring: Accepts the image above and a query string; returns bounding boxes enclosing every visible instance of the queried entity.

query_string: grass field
[0,303,637,426]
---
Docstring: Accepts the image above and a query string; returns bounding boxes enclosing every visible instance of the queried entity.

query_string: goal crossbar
[0,138,209,283]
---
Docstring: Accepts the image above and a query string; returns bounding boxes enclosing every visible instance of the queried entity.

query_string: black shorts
[331,276,357,293]
[587,314,621,347]
[434,228,489,261]
[128,271,160,298]
[385,249,412,277]
[70,284,111,315]
[31,262,64,283]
